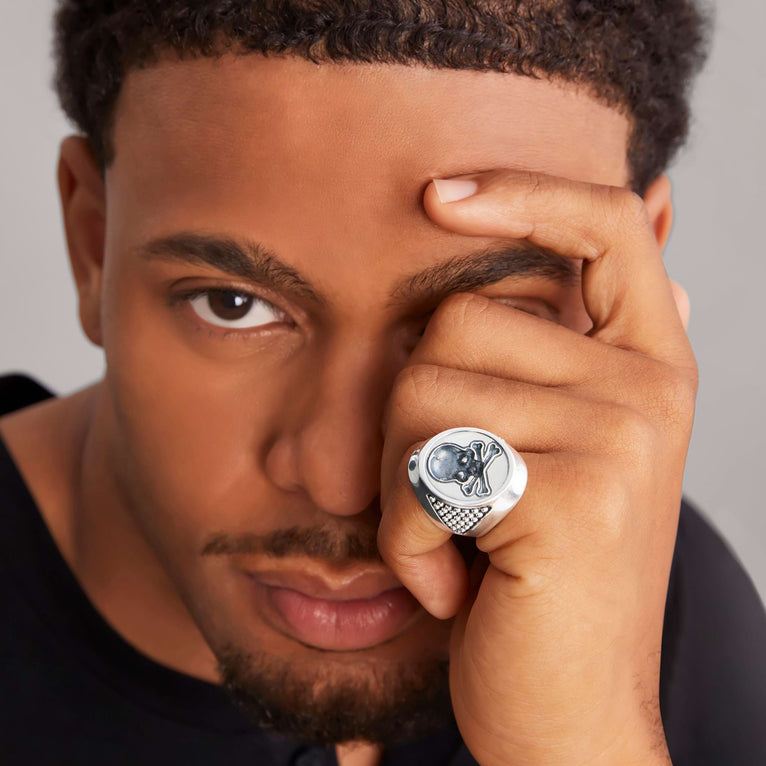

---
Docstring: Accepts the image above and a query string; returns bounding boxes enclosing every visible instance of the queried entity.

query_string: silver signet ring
[407,427,527,537]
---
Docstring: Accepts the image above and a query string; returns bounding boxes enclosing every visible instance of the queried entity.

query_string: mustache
[201,525,383,564]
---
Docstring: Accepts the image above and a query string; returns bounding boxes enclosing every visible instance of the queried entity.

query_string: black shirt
[1,373,765,765]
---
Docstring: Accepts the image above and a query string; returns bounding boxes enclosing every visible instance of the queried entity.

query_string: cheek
[100,265,288,545]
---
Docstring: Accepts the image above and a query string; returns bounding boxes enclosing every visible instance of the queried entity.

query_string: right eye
[187,289,287,330]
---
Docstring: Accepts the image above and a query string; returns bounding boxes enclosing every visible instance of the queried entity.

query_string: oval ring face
[408,427,527,536]
[419,427,512,508]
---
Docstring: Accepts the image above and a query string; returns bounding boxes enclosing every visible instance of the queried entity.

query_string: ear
[643,173,673,250]
[57,135,107,347]
[643,174,690,330]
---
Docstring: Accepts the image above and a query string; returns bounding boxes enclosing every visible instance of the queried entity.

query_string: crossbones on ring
[408,427,527,537]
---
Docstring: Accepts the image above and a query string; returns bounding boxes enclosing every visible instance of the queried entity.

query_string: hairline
[98,48,639,189]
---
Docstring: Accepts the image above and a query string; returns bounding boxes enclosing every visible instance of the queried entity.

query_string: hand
[377,170,697,765]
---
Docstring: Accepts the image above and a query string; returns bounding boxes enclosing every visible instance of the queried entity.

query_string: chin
[181,570,455,746]
[214,638,454,747]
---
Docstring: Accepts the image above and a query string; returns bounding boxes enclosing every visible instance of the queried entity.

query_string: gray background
[1,2,763,600]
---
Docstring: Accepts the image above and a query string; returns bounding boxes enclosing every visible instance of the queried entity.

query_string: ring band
[408,427,527,537]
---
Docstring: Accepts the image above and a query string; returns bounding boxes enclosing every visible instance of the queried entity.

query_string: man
[1,1,764,764]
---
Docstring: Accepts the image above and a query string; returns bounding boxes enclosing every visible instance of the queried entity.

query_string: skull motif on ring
[426,439,502,498]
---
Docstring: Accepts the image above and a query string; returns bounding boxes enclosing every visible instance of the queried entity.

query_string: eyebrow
[137,232,577,308]
[137,233,326,306]
[388,243,578,308]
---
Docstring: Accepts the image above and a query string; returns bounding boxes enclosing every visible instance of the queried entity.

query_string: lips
[246,566,423,651]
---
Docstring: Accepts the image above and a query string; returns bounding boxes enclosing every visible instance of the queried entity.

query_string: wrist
[470,709,671,766]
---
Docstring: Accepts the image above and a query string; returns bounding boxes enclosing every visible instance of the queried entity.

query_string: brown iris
[206,291,254,321]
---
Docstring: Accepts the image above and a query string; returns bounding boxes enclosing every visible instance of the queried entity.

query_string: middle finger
[409,290,663,397]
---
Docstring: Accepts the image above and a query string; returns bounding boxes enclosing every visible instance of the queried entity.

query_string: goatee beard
[217,645,454,747]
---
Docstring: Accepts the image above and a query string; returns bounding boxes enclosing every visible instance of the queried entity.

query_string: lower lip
[259,582,422,651]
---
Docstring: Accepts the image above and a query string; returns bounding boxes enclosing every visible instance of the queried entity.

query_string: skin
[0,54,694,765]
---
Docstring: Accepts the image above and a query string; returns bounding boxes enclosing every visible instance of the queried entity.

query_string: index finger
[423,170,694,370]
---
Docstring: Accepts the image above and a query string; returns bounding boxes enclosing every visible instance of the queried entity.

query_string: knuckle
[517,169,544,202]
[581,184,613,255]
[683,357,700,397]
[610,406,659,463]
[609,186,651,232]
[389,363,443,417]
[651,367,698,431]
[427,292,491,341]
[436,290,488,323]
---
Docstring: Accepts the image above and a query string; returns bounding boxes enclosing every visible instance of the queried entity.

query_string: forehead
[107,55,629,290]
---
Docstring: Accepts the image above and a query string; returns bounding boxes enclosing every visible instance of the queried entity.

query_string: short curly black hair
[52,0,711,194]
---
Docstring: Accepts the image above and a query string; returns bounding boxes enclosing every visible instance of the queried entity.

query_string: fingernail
[432,178,478,203]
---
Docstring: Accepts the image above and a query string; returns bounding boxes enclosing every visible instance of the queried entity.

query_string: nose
[264,339,390,518]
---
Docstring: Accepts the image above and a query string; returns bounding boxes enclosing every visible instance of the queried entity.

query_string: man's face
[95,55,629,742]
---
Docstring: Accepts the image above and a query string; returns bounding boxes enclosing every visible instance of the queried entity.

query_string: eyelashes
[180,288,291,332]
[173,287,559,341]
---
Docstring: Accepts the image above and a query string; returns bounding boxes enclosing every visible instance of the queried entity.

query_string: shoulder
[661,499,766,764]
[0,374,53,417]
[670,500,765,643]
